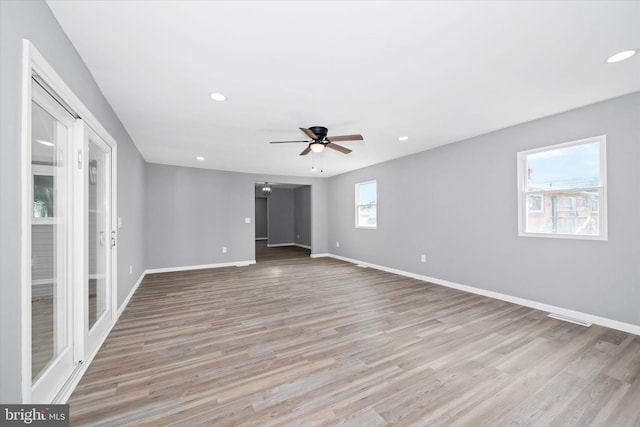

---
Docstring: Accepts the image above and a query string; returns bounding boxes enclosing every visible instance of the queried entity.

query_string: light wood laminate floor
[255,240,311,262]
[68,257,640,426]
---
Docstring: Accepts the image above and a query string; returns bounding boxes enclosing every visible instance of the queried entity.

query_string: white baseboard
[145,260,256,275]
[117,271,146,318]
[267,243,311,249]
[310,253,329,258]
[324,253,640,336]
[256,237,268,241]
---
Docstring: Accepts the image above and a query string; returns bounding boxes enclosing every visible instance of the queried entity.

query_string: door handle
[111,231,116,247]
[99,231,105,247]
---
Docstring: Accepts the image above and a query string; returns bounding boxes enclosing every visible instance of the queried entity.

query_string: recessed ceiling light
[196,156,205,161]
[36,139,54,147]
[209,93,226,101]
[606,49,638,63]
[398,136,409,141]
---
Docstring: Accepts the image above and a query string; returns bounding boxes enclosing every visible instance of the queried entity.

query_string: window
[355,180,377,228]
[517,135,606,240]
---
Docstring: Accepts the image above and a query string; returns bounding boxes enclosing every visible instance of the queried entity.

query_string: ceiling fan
[270,126,363,155]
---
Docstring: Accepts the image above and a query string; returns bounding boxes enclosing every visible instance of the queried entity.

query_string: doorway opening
[254,182,311,262]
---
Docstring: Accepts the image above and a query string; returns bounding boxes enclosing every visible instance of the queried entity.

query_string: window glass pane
[356,181,377,228]
[31,100,70,383]
[526,141,600,190]
[357,205,377,227]
[34,175,54,217]
[525,190,599,235]
[88,137,109,330]
[357,182,376,205]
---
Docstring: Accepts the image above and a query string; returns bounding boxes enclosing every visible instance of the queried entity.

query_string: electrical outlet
[421,254,426,263]
[129,265,133,274]
[336,241,340,247]
[222,247,227,253]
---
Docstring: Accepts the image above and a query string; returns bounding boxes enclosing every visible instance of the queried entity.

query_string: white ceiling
[46,1,640,178]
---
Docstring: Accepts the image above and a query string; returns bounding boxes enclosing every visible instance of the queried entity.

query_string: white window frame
[355,180,377,229]
[517,135,607,240]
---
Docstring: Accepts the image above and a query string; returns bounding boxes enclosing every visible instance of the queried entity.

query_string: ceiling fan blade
[300,128,319,140]
[269,140,309,144]
[299,146,311,156]
[327,142,352,154]
[326,134,363,142]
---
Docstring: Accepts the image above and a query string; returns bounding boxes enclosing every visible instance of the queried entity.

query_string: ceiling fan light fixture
[310,142,325,153]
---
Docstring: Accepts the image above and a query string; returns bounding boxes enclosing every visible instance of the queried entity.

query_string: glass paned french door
[83,125,113,353]
[30,82,75,403]
[29,80,115,403]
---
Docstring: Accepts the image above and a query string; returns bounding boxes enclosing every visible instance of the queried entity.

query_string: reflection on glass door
[31,82,75,403]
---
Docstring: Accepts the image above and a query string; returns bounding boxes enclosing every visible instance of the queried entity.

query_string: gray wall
[145,164,328,269]
[0,0,146,402]
[328,92,640,327]
[294,186,312,247]
[268,188,295,245]
[255,198,268,239]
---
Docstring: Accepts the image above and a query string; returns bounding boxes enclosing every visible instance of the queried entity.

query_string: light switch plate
[245,217,251,223]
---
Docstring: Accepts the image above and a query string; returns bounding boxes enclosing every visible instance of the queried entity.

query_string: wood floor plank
[67,254,640,426]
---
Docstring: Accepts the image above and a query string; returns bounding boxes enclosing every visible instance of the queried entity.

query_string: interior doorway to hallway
[254,182,311,262]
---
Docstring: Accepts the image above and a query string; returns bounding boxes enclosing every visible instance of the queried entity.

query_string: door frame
[21,40,118,403]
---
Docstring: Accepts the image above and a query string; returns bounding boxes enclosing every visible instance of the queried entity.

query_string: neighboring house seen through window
[518,135,606,240]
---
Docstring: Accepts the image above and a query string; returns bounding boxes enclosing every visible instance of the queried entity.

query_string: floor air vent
[548,313,592,327]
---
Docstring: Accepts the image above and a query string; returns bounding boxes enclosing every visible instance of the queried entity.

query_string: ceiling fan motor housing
[309,126,328,141]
